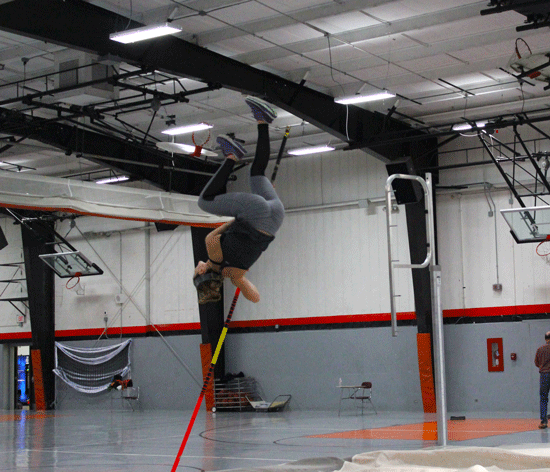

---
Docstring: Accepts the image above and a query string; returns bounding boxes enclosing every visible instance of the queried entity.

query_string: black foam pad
[0,227,7,251]
[193,270,222,288]
[386,159,423,204]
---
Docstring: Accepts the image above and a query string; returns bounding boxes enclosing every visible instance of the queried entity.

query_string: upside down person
[193,96,284,304]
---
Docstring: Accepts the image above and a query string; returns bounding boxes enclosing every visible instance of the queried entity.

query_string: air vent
[53,51,118,105]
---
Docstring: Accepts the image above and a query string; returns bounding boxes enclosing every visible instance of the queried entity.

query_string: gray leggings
[198,123,284,235]
[198,175,284,235]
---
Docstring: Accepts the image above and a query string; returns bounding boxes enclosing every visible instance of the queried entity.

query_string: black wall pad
[386,159,424,204]
[21,220,56,409]
[191,226,225,379]
[0,226,7,251]
[154,222,178,232]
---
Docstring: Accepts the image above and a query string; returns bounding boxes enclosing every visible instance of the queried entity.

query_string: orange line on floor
[0,412,59,422]
[308,419,540,441]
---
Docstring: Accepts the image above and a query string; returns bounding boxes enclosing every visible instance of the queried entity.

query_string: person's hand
[194,261,209,277]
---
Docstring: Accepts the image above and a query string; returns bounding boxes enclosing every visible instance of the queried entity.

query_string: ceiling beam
[0,107,217,194]
[0,0,420,163]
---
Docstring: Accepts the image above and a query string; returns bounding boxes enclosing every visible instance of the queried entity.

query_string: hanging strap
[270,126,291,183]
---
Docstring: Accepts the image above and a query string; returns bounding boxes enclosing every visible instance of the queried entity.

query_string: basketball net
[191,125,211,157]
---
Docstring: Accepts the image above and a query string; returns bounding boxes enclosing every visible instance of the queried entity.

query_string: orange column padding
[200,343,215,411]
[417,333,436,413]
[31,349,46,411]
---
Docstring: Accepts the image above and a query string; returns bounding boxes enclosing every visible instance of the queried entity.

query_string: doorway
[15,345,31,410]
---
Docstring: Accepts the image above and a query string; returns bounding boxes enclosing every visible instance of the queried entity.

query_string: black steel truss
[0,0,422,164]
[481,0,550,31]
[478,124,550,208]
[0,107,218,194]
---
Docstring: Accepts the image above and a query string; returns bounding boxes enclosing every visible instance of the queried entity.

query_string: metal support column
[385,172,447,446]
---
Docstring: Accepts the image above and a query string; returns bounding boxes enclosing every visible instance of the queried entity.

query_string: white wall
[437,122,550,314]
[0,216,29,338]
[20,147,416,335]
[227,148,414,322]
[53,217,200,335]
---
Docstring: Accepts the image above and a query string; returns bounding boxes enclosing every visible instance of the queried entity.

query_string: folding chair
[247,394,291,412]
[353,382,376,414]
[121,386,141,411]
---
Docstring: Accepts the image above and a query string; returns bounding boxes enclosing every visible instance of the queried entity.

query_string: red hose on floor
[171,288,241,472]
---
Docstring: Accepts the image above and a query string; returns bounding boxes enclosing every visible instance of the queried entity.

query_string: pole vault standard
[385,172,448,447]
[171,288,241,472]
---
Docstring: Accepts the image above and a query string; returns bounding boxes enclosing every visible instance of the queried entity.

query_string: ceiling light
[161,122,213,136]
[288,145,335,156]
[335,90,396,105]
[159,142,195,153]
[96,175,129,184]
[109,22,182,44]
[452,121,487,131]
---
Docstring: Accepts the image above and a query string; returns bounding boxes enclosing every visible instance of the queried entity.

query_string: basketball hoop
[66,271,85,294]
[536,238,550,264]
[509,38,550,81]
[191,124,212,157]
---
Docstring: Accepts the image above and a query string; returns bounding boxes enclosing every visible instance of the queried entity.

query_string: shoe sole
[245,96,277,122]
[216,135,246,158]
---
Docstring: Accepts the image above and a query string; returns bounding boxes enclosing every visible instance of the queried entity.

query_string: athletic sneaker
[539,421,548,429]
[245,96,277,123]
[216,135,246,159]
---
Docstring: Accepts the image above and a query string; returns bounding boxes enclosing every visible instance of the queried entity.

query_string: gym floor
[0,407,549,472]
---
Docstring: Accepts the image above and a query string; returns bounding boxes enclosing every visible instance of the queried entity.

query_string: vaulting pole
[171,288,241,472]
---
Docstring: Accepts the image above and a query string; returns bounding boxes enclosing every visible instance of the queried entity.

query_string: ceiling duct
[53,51,119,106]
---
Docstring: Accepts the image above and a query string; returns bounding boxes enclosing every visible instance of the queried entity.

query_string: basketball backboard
[39,251,103,278]
[501,205,550,243]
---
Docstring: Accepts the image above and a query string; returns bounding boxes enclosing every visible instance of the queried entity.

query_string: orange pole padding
[200,343,215,411]
[31,349,47,411]
[416,333,436,413]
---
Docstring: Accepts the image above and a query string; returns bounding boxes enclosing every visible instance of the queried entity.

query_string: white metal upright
[385,172,447,447]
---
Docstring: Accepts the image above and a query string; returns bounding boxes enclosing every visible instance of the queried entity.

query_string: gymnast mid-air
[193,96,284,304]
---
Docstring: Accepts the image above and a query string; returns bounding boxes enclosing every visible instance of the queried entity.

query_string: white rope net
[53,340,132,394]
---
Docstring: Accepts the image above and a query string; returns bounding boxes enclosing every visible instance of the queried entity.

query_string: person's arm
[226,270,260,303]
[535,348,541,367]
[204,220,234,268]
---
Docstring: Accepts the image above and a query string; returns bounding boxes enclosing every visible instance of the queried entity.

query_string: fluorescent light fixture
[288,145,335,156]
[452,121,487,131]
[161,122,213,136]
[335,90,396,105]
[165,143,195,153]
[96,175,129,185]
[109,22,182,44]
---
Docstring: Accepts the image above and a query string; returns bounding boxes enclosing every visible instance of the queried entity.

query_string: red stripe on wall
[230,312,417,329]
[0,332,32,341]
[54,322,201,339]
[145,322,201,334]
[442,303,550,318]
[1,303,548,341]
